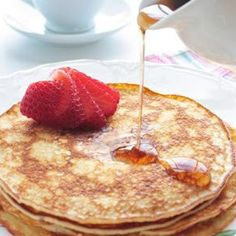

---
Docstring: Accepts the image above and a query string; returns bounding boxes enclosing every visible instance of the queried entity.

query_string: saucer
[3,0,130,45]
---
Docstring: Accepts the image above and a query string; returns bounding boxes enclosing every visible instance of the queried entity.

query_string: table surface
[0,0,187,77]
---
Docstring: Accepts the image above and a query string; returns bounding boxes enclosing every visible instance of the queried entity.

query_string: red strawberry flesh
[70,69,120,117]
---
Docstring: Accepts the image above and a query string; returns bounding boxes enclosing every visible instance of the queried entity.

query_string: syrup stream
[136,29,146,149]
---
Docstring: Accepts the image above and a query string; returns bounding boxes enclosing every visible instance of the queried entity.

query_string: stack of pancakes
[0,84,235,236]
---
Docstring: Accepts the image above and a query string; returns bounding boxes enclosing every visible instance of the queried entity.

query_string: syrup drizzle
[136,4,163,149]
[136,29,146,149]
[113,1,211,188]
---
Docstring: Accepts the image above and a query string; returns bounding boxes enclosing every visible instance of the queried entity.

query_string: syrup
[160,157,211,187]
[113,141,158,165]
[137,11,160,32]
[113,0,211,188]
[136,5,161,148]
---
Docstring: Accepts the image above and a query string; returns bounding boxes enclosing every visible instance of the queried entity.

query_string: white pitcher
[140,0,236,65]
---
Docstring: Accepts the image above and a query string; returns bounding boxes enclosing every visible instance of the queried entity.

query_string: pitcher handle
[139,0,157,11]
[139,0,179,11]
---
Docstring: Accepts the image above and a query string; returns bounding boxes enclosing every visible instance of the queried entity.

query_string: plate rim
[1,59,236,85]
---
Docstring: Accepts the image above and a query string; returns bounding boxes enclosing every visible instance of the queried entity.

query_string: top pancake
[0,84,234,224]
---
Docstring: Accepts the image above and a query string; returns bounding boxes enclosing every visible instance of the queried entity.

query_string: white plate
[3,0,130,45]
[0,60,236,235]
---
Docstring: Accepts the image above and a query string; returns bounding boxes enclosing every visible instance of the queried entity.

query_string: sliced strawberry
[68,69,120,117]
[51,73,87,129]
[20,67,119,130]
[88,77,120,103]
[21,71,73,128]
[74,77,106,129]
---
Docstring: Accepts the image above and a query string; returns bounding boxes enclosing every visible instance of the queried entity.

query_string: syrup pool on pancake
[114,141,211,188]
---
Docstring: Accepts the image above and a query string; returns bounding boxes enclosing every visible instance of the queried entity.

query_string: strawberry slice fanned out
[72,72,106,129]
[20,67,120,130]
[68,68,120,117]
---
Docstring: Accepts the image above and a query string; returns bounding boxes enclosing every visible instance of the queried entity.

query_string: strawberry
[20,67,119,130]
[67,68,120,117]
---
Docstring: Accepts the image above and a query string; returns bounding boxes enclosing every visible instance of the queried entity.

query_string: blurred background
[0,0,188,76]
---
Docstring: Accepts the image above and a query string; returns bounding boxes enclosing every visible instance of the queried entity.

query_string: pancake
[175,203,236,236]
[142,171,236,235]
[0,187,217,235]
[0,211,52,236]
[0,84,235,235]
[0,143,236,236]
[1,202,236,236]
[0,170,236,236]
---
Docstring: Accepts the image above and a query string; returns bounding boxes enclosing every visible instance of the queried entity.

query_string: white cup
[32,0,105,33]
